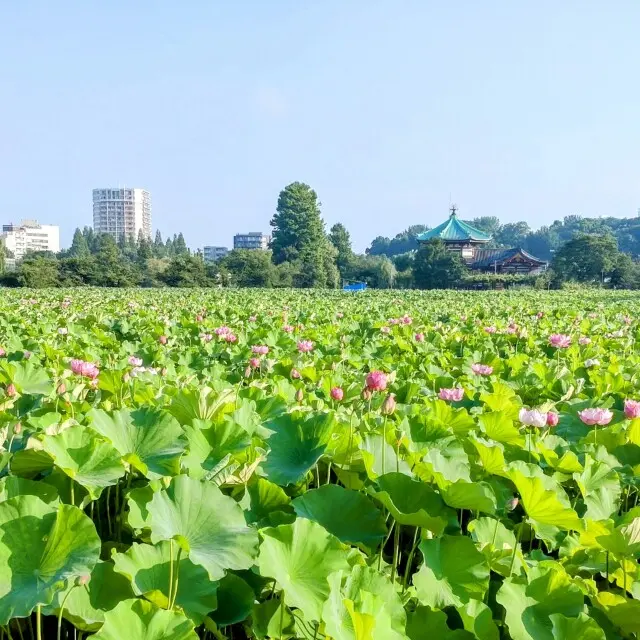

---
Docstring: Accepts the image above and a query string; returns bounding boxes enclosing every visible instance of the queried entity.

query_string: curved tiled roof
[416,210,492,243]
[471,247,547,268]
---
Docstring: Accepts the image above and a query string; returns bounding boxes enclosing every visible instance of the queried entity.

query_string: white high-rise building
[92,188,152,240]
[1,220,60,269]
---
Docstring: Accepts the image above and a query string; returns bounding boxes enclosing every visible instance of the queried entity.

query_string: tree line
[2,182,640,289]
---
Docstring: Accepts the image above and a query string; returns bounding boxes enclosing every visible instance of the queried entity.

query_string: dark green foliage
[367,225,429,257]
[551,234,620,285]
[413,239,466,289]
[220,250,276,287]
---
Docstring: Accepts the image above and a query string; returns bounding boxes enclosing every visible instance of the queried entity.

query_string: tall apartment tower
[92,188,152,240]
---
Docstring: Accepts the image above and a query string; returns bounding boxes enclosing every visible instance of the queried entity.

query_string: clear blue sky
[1,1,639,251]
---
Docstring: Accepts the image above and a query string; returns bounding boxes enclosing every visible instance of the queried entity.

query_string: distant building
[92,188,152,240]
[416,206,546,274]
[1,220,60,269]
[233,232,270,250]
[203,246,229,262]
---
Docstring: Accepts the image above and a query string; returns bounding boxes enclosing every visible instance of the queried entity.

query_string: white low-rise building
[1,220,60,269]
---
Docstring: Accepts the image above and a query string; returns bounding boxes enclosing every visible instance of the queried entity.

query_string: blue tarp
[342,282,367,291]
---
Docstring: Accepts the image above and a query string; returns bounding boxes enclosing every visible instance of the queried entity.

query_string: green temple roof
[416,206,492,243]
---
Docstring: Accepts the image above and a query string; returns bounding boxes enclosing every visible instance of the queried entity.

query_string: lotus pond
[0,289,639,639]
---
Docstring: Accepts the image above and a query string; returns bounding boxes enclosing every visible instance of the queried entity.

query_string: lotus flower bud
[161,367,168,377]
[505,497,519,511]
[381,393,397,416]
[75,574,90,587]
[13,422,22,435]
[296,388,304,403]
[159,335,168,345]
[123,372,131,383]
[330,387,344,401]
[57,382,66,395]
[5,384,16,398]
[361,387,372,402]
[244,366,252,378]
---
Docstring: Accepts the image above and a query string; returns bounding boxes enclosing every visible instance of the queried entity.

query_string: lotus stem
[14,621,24,640]
[279,591,286,640]
[170,547,182,609]
[168,540,175,609]
[36,605,41,640]
[70,478,75,506]
[379,520,395,570]
[5,624,12,640]
[58,584,79,640]
[402,527,421,592]
[326,462,332,485]
[105,486,112,536]
[382,416,387,476]
[622,559,627,598]
[509,521,524,577]
[390,522,401,583]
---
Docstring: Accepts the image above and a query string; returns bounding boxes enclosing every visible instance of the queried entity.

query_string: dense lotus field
[1,289,640,639]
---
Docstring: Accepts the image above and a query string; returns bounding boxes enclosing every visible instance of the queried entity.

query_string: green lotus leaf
[373,472,452,534]
[88,407,187,479]
[112,541,218,624]
[496,564,586,640]
[263,412,334,486]
[478,411,523,445]
[0,496,101,624]
[148,474,258,580]
[321,565,406,640]
[258,518,350,622]
[9,447,54,478]
[549,613,605,640]
[292,485,386,547]
[41,425,125,499]
[410,401,475,445]
[573,456,621,521]
[253,598,296,639]
[209,573,255,626]
[470,437,508,477]
[168,386,235,424]
[594,592,640,635]
[506,461,583,533]
[468,517,526,577]
[425,438,471,484]
[0,476,58,504]
[457,599,499,640]
[44,560,135,631]
[361,434,411,478]
[406,605,470,639]
[91,598,198,640]
[127,482,160,531]
[413,535,489,608]
[10,361,53,396]
[442,481,497,514]
[246,477,295,527]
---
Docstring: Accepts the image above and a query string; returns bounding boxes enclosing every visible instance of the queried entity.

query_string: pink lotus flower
[546,411,559,427]
[249,357,261,369]
[439,387,464,402]
[365,370,388,392]
[578,408,613,426]
[291,368,301,379]
[401,315,413,325]
[549,334,571,348]
[380,326,391,335]
[471,363,493,376]
[415,333,425,342]
[214,326,232,336]
[159,335,168,345]
[336,312,344,319]
[5,384,17,398]
[578,336,592,345]
[330,387,344,401]
[249,315,257,322]
[536,311,544,319]
[0,348,5,357]
[484,326,497,334]
[389,318,400,326]
[283,325,294,333]
[70,359,100,380]
[505,323,518,335]
[624,399,640,420]
[223,333,237,343]
[23,351,31,360]
[519,408,547,428]
[196,314,204,323]
[381,393,397,415]
[128,356,143,367]
[201,333,213,343]
[252,345,269,355]
[297,340,314,353]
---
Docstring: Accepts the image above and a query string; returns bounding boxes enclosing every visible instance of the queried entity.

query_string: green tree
[137,229,153,267]
[551,234,619,284]
[91,234,138,287]
[153,230,165,258]
[18,255,60,288]
[413,239,466,289]
[270,182,338,287]
[165,236,175,257]
[329,223,355,281]
[469,216,501,237]
[161,254,211,287]
[495,222,531,247]
[0,240,5,275]
[220,249,276,287]
[610,253,638,288]
[174,233,189,256]
[69,228,90,257]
